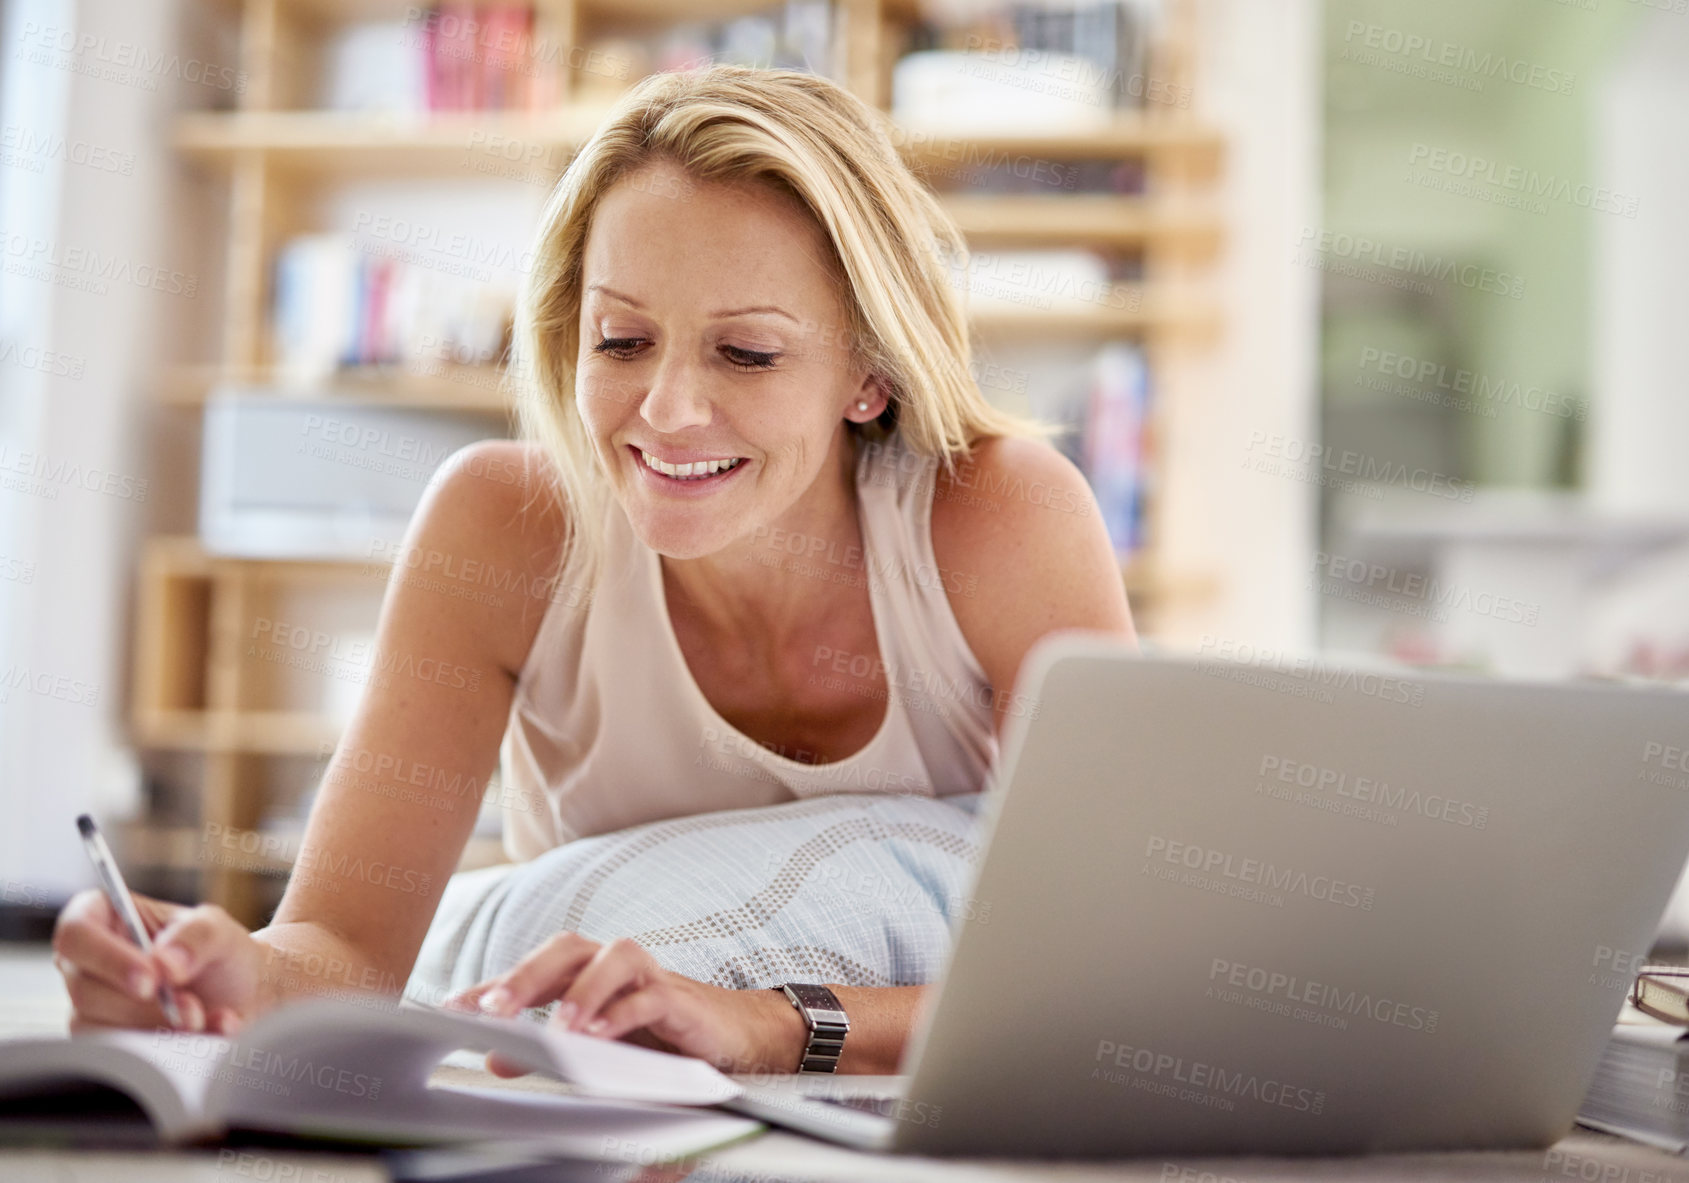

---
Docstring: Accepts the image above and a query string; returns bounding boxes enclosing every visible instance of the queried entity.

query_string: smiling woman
[50,65,1135,1078]
[518,66,1047,588]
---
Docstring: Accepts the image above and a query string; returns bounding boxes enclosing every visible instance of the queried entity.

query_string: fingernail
[585,1018,607,1036]
[479,987,513,1015]
[555,1001,578,1028]
[184,997,204,1032]
[130,971,156,1000]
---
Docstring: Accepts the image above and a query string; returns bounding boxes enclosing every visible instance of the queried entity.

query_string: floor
[4,941,1688,1182]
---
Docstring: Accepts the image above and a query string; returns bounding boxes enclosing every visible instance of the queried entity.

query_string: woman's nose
[638,355,714,434]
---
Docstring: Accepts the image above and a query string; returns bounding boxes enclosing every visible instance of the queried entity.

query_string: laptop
[726,633,1689,1156]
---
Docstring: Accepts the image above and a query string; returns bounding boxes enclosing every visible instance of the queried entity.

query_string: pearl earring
[856,400,870,413]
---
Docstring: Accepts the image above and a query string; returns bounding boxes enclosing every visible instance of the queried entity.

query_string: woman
[52,67,1135,1074]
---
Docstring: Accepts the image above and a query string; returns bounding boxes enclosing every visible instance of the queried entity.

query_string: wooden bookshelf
[174,107,613,174]
[161,362,515,411]
[176,109,1222,167]
[140,0,1225,923]
[942,194,1221,255]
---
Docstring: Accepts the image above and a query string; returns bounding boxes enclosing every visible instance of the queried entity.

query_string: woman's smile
[628,443,752,496]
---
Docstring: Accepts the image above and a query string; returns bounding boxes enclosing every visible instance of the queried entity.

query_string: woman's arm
[447,932,925,1075]
[54,441,568,1031]
[250,441,568,1005]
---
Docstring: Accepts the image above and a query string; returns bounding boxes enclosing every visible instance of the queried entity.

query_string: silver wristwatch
[776,983,850,1073]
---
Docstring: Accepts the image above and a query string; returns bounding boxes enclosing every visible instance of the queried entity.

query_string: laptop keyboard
[809,1093,903,1118]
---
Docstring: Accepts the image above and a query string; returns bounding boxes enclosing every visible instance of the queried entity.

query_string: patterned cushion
[407,792,986,1003]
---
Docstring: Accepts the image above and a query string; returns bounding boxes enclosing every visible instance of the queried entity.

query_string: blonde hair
[511,64,1055,598]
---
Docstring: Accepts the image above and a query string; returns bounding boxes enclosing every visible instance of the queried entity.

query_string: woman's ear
[848,376,891,423]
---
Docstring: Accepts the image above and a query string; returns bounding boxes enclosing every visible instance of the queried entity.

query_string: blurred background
[0,0,1685,942]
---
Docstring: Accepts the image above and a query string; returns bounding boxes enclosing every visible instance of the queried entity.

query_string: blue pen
[76,814,185,1028]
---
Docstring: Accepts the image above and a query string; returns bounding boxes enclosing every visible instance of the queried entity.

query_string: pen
[75,813,185,1028]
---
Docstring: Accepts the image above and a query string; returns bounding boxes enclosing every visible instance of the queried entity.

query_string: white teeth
[640,449,743,480]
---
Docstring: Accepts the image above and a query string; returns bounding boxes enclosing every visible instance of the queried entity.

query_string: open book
[0,997,761,1157]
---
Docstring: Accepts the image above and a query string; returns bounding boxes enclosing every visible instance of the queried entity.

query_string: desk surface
[0,1129,1678,1183]
[3,949,1683,1182]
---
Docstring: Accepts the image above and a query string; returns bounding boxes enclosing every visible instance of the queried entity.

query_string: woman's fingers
[62,961,163,1030]
[62,962,207,1033]
[470,932,603,1017]
[558,938,656,1033]
[590,983,671,1043]
[52,893,158,1001]
[450,933,678,1049]
[150,904,243,987]
[484,1051,533,1078]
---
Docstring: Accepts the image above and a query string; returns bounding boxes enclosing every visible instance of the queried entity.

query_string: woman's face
[575,160,878,560]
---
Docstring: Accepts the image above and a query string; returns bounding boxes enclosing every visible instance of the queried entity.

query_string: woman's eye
[593,337,646,358]
[591,338,777,369]
[722,345,780,371]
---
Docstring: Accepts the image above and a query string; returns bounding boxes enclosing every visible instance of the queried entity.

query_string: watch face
[787,983,838,1010]
[785,983,849,1028]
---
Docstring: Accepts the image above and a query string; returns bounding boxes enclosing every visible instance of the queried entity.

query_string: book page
[202,997,741,1134]
[0,1029,224,1141]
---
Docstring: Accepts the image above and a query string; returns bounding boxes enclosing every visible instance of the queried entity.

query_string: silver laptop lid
[896,635,1689,1156]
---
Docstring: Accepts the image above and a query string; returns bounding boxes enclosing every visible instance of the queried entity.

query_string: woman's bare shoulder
[399,439,576,678]
[928,434,1134,731]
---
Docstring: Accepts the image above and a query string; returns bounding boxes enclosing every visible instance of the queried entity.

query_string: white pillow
[408,792,985,1004]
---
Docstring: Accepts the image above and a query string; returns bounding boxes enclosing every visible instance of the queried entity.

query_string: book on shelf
[649,1,838,77]
[272,233,513,387]
[953,249,1120,316]
[321,2,838,116]
[1083,341,1151,559]
[895,0,1174,124]
[324,6,556,115]
[0,996,760,1155]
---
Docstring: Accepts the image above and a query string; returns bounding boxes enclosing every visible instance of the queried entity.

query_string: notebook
[1578,1001,1689,1152]
[0,996,761,1157]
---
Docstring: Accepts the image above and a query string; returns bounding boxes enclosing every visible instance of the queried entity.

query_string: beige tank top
[499,429,999,861]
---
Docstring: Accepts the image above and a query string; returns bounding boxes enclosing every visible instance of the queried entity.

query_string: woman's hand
[446,933,805,1076]
[52,889,265,1036]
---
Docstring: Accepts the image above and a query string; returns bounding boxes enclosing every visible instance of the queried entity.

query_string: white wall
[1588,8,1689,518]
[0,0,183,901]
[1153,0,1322,652]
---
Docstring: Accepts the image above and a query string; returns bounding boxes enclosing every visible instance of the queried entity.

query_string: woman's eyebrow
[585,285,796,325]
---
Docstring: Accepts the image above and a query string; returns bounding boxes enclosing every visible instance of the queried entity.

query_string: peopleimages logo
[1257,755,1490,829]
[1244,429,1477,502]
[1293,227,1525,300]
[1143,836,1377,911]
[1406,143,1639,220]
[1340,21,1575,96]
[1196,635,1428,708]
[16,22,248,93]
[1357,347,1585,421]
[1641,742,1689,792]
[1092,1039,1326,1114]
[1591,943,1650,990]
[1207,958,1440,1034]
